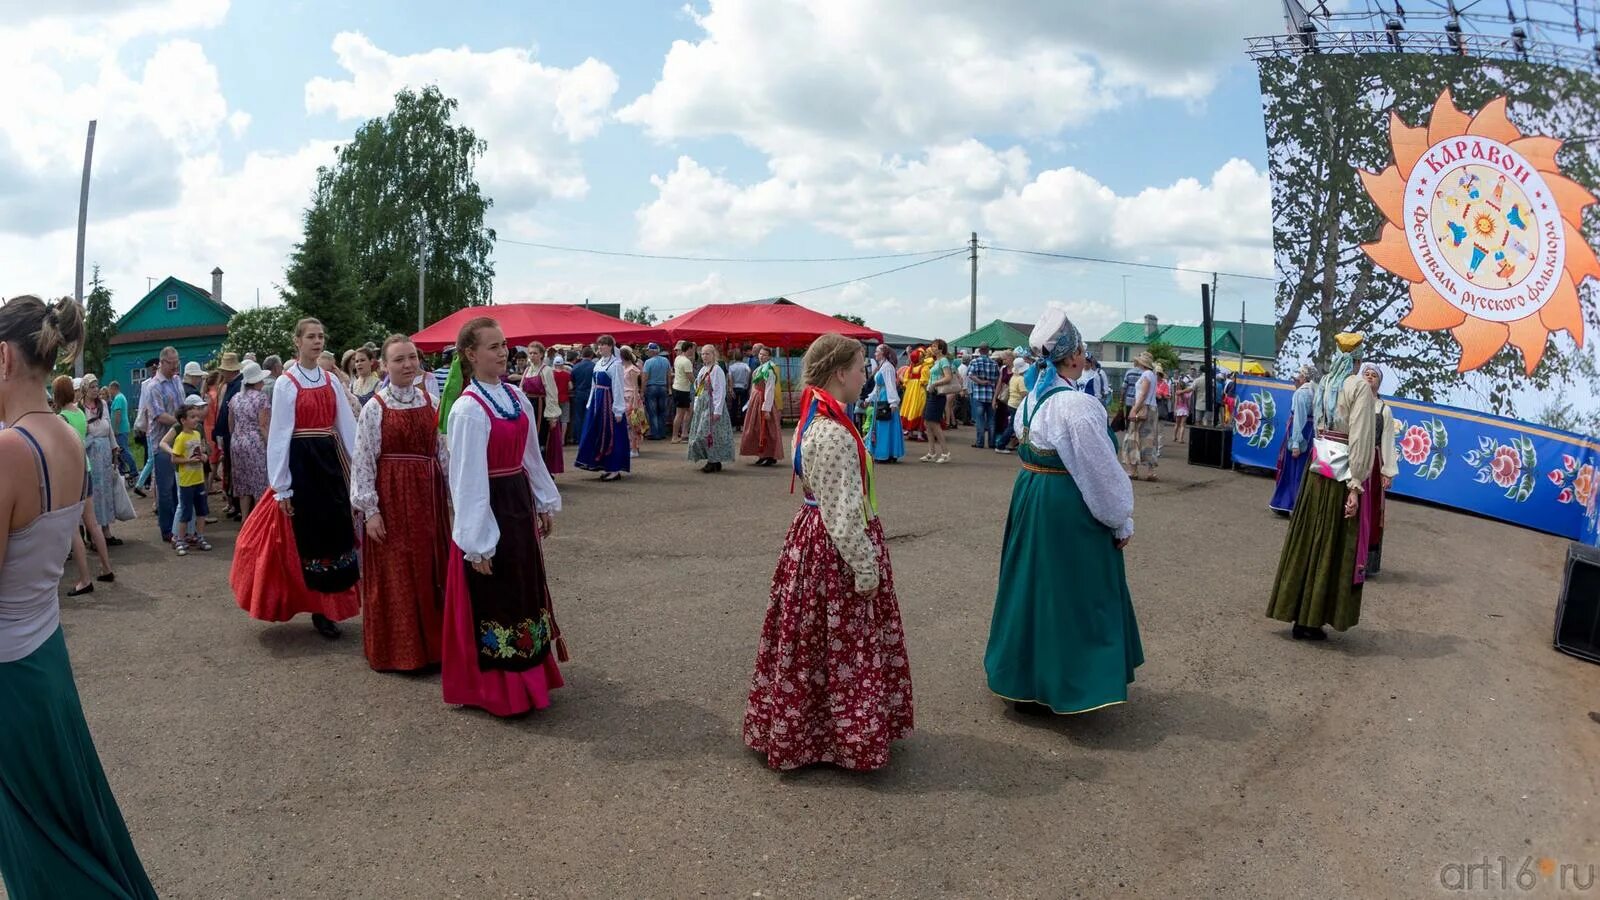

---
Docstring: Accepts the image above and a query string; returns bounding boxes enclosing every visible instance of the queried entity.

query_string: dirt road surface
[24,429,1600,898]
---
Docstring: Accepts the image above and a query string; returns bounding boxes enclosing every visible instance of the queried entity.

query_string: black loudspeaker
[1555,542,1600,665]
[1188,423,1233,469]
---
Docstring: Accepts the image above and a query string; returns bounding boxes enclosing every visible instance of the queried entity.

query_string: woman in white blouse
[983,305,1143,716]
[230,317,361,640]
[350,335,450,673]
[687,344,734,473]
[441,317,567,716]
[866,344,905,463]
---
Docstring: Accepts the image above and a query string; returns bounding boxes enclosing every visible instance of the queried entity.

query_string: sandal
[193,538,213,552]
[176,544,188,557]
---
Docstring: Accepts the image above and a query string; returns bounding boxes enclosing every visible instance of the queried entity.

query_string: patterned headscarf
[1316,333,1363,425]
[1025,304,1084,401]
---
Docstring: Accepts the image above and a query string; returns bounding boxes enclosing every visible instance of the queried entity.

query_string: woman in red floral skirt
[743,333,913,771]
[350,335,450,672]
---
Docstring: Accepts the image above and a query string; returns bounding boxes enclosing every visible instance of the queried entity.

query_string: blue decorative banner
[1230,375,1600,544]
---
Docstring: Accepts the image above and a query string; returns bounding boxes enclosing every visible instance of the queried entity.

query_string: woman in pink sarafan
[742,333,913,771]
[440,317,568,717]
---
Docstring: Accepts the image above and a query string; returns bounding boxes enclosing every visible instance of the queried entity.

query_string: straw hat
[1135,351,1156,369]
[217,351,241,372]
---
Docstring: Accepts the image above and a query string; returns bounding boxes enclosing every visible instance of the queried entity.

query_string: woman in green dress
[984,305,1143,716]
[0,295,156,899]
[1266,332,1377,639]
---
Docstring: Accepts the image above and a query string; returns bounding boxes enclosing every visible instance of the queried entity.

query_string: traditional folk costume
[624,362,647,453]
[522,362,564,475]
[351,383,450,672]
[231,363,361,624]
[898,351,929,434]
[1266,334,1377,635]
[1361,365,1399,577]
[443,379,567,716]
[1270,368,1317,515]
[0,428,156,900]
[743,386,913,771]
[739,358,784,462]
[687,363,734,470]
[573,354,629,477]
[984,308,1143,714]
[865,359,905,462]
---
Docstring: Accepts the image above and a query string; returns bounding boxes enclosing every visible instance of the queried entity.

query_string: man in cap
[181,360,205,398]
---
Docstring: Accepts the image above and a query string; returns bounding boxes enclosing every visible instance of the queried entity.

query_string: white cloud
[621,0,1276,155]
[304,32,620,207]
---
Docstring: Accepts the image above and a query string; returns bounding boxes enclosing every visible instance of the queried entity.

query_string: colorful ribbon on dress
[792,385,877,517]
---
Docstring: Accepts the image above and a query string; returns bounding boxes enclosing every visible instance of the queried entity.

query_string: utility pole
[968,231,978,333]
[73,120,96,377]
[1121,275,1129,323]
[417,220,428,331]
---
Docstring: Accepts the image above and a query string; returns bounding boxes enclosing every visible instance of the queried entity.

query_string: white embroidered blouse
[795,417,880,595]
[595,355,627,416]
[696,364,727,411]
[266,365,360,500]
[1016,378,1136,541]
[446,381,561,562]
[868,360,900,406]
[350,384,448,517]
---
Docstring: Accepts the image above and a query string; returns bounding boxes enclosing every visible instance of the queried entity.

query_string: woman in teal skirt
[0,295,156,899]
[984,305,1143,716]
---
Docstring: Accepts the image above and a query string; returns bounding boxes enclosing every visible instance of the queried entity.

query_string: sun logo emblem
[1358,88,1600,374]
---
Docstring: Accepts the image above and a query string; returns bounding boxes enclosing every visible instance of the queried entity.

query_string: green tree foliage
[833,313,867,326]
[317,85,495,336]
[1259,54,1600,415]
[82,266,114,376]
[1144,338,1181,374]
[222,305,300,361]
[623,306,659,325]
[282,202,367,353]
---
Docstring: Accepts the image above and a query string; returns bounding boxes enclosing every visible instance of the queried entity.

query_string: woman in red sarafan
[743,333,913,772]
[230,316,361,639]
[350,335,451,672]
[441,317,567,717]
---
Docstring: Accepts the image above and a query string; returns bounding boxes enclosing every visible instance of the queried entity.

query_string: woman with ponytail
[984,304,1143,717]
[742,333,913,771]
[0,295,156,898]
[230,317,361,640]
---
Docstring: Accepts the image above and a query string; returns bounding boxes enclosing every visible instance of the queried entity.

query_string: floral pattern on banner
[1465,434,1537,502]
[1394,417,1448,480]
[1233,392,1275,449]
[1547,455,1595,507]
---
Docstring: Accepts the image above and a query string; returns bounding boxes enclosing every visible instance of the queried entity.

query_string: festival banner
[1230,375,1600,544]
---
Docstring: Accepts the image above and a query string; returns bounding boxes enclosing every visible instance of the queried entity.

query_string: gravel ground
[23,425,1600,899]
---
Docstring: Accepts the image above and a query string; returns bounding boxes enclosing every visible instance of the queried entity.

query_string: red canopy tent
[410,303,667,352]
[659,303,881,347]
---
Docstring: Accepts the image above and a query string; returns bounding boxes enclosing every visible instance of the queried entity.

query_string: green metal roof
[951,319,1031,350]
[1211,320,1278,358]
[1096,322,1241,353]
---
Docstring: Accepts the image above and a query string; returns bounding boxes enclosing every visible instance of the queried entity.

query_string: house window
[165,293,178,311]
[1116,345,1130,362]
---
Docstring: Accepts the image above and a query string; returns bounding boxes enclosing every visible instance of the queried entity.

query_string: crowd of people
[1,286,1417,897]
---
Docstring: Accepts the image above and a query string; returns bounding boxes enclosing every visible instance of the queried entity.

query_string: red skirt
[743,509,913,771]
[230,489,360,622]
[441,546,564,716]
[362,462,448,671]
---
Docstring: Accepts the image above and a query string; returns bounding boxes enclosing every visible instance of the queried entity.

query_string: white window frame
[165,293,178,311]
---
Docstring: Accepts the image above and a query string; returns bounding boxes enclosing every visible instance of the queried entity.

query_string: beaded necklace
[472,378,522,420]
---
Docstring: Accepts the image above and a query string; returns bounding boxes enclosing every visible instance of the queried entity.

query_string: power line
[980,245,1279,282]
[779,249,970,298]
[495,237,968,264]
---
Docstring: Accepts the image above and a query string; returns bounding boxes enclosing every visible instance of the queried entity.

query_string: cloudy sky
[2,0,1285,344]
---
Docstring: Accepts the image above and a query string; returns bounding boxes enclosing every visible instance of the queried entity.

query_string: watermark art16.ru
[1440,856,1596,892]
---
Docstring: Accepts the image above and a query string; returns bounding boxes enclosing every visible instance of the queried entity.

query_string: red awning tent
[410,303,668,353]
[658,303,881,347]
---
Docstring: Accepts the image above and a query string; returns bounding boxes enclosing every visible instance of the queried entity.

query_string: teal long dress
[984,386,1144,713]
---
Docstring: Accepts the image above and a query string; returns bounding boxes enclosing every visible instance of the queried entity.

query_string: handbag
[1310,435,1350,482]
[875,401,893,419]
